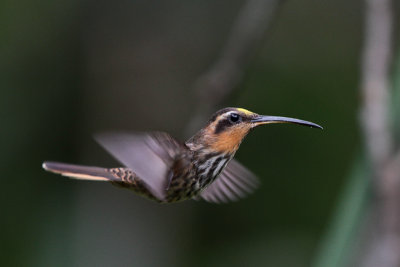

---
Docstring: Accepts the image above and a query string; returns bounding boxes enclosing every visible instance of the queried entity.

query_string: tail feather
[42,161,115,181]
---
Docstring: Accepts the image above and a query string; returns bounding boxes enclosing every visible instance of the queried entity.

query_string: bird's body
[43,107,322,203]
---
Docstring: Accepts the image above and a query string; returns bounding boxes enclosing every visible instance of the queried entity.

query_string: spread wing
[95,132,185,201]
[198,159,259,203]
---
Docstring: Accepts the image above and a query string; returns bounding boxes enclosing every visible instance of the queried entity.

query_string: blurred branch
[360,0,393,171]
[311,155,369,267]
[359,0,400,266]
[185,0,285,135]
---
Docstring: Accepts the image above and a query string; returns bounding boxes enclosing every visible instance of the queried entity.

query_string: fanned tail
[42,161,161,202]
[42,161,114,181]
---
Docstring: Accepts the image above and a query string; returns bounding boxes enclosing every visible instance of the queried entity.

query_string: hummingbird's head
[187,107,322,155]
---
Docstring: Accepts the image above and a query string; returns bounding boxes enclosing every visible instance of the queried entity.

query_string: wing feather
[95,132,184,201]
[199,159,259,203]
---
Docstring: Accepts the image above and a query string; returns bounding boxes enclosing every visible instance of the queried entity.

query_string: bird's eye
[229,113,241,123]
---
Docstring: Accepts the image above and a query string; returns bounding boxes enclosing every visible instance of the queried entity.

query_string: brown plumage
[43,107,322,203]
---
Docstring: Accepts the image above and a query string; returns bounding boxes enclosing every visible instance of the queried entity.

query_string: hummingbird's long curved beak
[251,115,323,129]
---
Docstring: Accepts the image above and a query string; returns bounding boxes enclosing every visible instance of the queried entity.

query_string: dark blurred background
[1,0,399,266]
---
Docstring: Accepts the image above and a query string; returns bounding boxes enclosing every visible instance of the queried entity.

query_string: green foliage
[311,156,369,267]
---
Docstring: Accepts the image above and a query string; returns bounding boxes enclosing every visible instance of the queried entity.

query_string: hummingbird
[43,107,322,203]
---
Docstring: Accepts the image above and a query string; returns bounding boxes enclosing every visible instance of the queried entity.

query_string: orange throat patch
[209,125,250,154]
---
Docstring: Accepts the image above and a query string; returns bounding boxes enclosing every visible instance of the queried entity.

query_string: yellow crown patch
[237,108,255,116]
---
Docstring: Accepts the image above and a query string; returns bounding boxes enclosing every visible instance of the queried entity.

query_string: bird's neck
[186,141,234,188]
[185,128,247,156]
[185,135,236,173]
[185,130,239,186]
